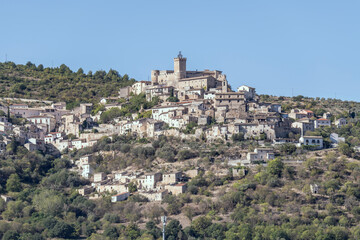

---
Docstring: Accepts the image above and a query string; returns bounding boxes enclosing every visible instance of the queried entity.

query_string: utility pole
[161,216,167,240]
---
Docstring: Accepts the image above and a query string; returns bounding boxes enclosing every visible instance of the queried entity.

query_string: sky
[0,1,360,101]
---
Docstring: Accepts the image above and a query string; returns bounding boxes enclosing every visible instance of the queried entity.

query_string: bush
[104,213,121,223]
[48,221,77,239]
[232,133,244,142]
[177,149,197,161]
[156,145,177,162]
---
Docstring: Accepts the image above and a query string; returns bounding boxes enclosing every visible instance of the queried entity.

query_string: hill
[0,61,135,109]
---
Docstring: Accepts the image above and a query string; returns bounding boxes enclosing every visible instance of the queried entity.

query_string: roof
[238,85,255,89]
[175,183,187,186]
[303,135,323,139]
[317,118,330,121]
[27,115,52,119]
[152,105,180,110]
[113,192,129,197]
[215,92,245,95]
[256,148,273,151]
[179,76,213,81]
[297,117,311,121]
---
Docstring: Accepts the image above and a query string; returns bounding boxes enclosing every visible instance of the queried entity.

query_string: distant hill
[0,61,135,109]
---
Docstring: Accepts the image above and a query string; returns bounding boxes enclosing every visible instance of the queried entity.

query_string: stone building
[292,118,314,136]
[119,86,132,98]
[137,172,162,190]
[335,118,347,128]
[162,172,182,185]
[94,172,107,183]
[132,81,151,95]
[151,52,229,92]
[247,148,275,162]
[165,183,187,195]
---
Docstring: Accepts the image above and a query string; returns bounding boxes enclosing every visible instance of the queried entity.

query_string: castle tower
[221,75,228,92]
[151,70,159,85]
[174,51,186,81]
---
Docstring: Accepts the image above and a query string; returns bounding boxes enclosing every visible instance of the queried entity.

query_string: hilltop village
[0,53,350,204]
[1,55,360,239]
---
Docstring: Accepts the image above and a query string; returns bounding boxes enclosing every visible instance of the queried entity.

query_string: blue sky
[1,1,359,101]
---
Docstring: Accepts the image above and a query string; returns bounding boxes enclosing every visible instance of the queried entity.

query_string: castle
[151,51,228,92]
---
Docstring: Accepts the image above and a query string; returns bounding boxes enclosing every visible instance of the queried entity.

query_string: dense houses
[75,156,190,202]
[0,53,351,155]
[0,53,352,202]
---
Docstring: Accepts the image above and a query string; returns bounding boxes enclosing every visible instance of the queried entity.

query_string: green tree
[6,173,22,192]
[128,182,137,193]
[103,225,119,239]
[48,221,77,239]
[32,190,65,216]
[267,158,284,177]
[2,201,25,220]
[338,142,353,157]
[124,223,141,240]
[191,216,212,237]
[166,219,183,240]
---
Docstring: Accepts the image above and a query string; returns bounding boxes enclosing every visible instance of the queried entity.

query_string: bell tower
[174,51,186,81]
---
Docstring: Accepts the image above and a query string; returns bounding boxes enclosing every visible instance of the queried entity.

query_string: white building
[237,85,256,100]
[27,115,56,133]
[82,164,93,179]
[314,118,331,129]
[246,148,275,162]
[334,118,347,128]
[299,136,323,149]
[330,133,345,145]
[137,172,162,190]
[111,192,130,202]
[132,81,151,95]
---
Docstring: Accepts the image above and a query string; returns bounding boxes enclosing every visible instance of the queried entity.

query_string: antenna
[5,54,7,62]
[161,216,167,240]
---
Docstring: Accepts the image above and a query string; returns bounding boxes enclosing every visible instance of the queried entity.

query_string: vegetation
[0,62,135,109]
[99,94,159,123]
[3,62,360,239]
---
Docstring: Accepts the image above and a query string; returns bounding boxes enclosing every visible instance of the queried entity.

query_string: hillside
[1,61,360,239]
[0,61,135,109]
[1,134,360,239]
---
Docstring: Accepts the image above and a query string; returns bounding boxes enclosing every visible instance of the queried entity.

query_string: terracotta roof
[113,192,129,196]
[175,183,187,186]
[27,115,52,119]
